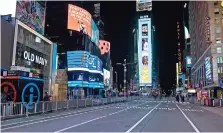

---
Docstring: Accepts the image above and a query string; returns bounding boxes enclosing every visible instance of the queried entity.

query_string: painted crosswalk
[111,106,152,110]
[155,107,203,112]
[146,100,190,104]
[111,106,203,112]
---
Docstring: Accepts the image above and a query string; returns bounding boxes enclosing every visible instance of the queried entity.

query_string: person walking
[176,94,179,103]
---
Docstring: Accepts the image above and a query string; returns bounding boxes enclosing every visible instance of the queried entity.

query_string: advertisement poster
[103,69,110,87]
[99,40,111,70]
[15,1,46,35]
[138,18,152,86]
[67,4,92,37]
[91,20,99,46]
[136,0,152,12]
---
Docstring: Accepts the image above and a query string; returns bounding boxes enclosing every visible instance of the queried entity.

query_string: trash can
[211,98,215,107]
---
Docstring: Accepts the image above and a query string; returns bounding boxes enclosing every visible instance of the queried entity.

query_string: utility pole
[116,59,137,97]
[124,59,127,93]
[115,71,118,90]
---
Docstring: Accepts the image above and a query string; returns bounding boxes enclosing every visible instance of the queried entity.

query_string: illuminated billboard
[205,57,212,83]
[15,1,46,35]
[99,40,111,70]
[103,69,110,87]
[176,63,179,86]
[67,51,103,88]
[186,56,192,68]
[138,18,152,86]
[67,4,92,37]
[91,20,99,46]
[67,51,103,73]
[12,20,53,94]
[136,0,152,12]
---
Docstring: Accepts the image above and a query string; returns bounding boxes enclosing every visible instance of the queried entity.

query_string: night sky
[100,2,184,90]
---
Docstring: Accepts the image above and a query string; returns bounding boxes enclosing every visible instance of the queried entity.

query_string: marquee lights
[205,16,211,43]
[177,21,182,74]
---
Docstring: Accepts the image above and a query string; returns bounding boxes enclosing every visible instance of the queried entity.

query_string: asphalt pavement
[1,97,223,132]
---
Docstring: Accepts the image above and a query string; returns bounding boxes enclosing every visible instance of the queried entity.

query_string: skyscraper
[189,1,223,98]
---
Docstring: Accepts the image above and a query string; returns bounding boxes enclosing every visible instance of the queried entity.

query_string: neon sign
[177,22,182,74]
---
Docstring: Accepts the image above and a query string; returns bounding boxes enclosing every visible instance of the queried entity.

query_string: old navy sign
[23,51,47,66]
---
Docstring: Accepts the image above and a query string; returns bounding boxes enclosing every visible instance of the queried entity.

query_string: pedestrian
[181,95,185,103]
[44,92,50,101]
[176,94,179,102]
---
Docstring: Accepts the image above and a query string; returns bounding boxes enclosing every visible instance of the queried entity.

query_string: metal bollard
[220,99,222,107]
[76,98,79,108]
[212,99,215,107]
[34,103,37,113]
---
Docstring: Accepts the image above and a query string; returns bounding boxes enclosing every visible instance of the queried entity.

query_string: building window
[218,67,223,73]
[216,27,221,33]
[215,17,220,24]
[214,1,218,5]
[216,38,222,44]
[217,57,223,63]
[215,8,219,14]
[217,47,222,53]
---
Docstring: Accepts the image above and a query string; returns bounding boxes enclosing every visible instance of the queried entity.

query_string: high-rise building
[189,1,223,98]
[128,22,139,90]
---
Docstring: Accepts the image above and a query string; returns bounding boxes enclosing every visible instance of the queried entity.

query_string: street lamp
[116,59,137,97]
[115,71,118,90]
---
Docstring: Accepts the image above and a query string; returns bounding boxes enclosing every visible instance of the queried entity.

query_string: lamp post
[116,59,137,97]
[115,71,118,90]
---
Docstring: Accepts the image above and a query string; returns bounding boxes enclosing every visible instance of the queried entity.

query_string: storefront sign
[205,57,212,82]
[205,16,211,43]
[23,51,47,66]
[177,22,182,73]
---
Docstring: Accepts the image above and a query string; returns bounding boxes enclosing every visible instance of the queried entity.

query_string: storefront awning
[203,84,219,89]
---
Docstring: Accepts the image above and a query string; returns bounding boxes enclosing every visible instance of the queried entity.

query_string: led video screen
[136,0,152,12]
[138,18,152,86]
[67,4,92,37]
[15,1,46,35]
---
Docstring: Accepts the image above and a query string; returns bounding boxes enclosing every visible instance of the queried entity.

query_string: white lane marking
[1,104,116,122]
[176,104,200,133]
[54,102,147,132]
[1,101,147,131]
[53,115,107,133]
[109,109,128,115]
[1,106,109,127]
[0,108,107,131]
[125,102,161,133]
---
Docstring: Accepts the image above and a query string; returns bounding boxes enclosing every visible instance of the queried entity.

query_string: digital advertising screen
[99,40,111,70]
[67,51,104,88]
[67,4,92,37]
[136,0,152,12]
[67,51,103,73]
[67,51,90,71]
[186,56,192,68]
[67,71,104,88]
[88,55,103,72]
[103,69,110,87]
[91,20,99,46]
[138,18,152,86]
[15,1,46,35]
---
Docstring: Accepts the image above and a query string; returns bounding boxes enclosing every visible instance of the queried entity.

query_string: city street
[1,98,223,132]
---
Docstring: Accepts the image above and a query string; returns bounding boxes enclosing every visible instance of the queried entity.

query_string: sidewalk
[201,106,223,117]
